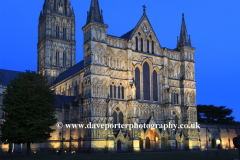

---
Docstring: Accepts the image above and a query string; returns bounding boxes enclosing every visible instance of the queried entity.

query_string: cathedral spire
[86,0,104,24]
[177,13,191,48]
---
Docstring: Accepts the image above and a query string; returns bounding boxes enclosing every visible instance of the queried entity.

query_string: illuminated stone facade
[1,0,240,153]
[48,0,199,152]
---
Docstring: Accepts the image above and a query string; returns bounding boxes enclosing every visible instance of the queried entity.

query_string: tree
[197,105,240,125]
[0,71,57,156]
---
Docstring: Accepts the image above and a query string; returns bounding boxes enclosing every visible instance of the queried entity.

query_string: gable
[125,13,161,50]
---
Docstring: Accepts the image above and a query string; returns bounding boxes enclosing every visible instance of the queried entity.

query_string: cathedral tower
[37,0,76,85]
[81,0,114,152]
[177,13,198,149]
[82,0,108,67]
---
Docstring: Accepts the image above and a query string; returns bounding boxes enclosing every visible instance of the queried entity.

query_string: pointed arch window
[143,62,150,100]
[153,70,158,101]
[113,111,117,125]
[118,86,121,99]
[135,37,138,50]
[63,51,66,67]
[56,50,59,66]
[147,40,149,53]
[110,85,113,98]
[171,93,179,104]
[114,85,116,98]
[141,38,143,51]
[152,41,154,54]
[113,108,124,127]
[121,86,124,99]
[63,27,66,39]
[56,25,59,38]
[135,67,140,99]
[119,112,123,124]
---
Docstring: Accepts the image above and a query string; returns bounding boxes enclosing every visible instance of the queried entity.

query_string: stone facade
[1,0,240,153]
[37,0,76,85]
[47,0,198,152]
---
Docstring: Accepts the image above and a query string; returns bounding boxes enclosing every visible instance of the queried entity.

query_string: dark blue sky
[1,0,240,121]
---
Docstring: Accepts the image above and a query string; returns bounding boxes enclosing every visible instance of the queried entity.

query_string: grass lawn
[0,150,239,160]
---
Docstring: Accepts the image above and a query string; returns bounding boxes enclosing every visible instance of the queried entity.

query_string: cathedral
[1,0,239,153]
[39,0,198,152]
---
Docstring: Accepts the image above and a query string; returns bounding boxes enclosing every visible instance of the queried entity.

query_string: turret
[86,0,104,25]
[82,0,108,68]
[177,13,192,48]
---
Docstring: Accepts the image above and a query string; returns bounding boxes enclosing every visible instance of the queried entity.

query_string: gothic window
[141,38,143,51]
[63,51,66,67]
[143,62,150,100]
[135,37,138,50]
[110,85,112,98]
[135,67,140,99]
[119,112,123,124]
[113,108,124,126]
[118,86,120,99]
[114,85,116,98]
[153,70,158,101]
[121,86,124,99]
[56,25,59,38]
[56,50,59,66]
[172,93,179,104]
[63,27,66,39]
[147,40,149,53]
[113,111,117,124]
[152,41,154,54]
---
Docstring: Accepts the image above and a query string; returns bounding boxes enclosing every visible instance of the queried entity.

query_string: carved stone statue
[130,78,136,100]
[106,94,111,116]
[132,84,136,100]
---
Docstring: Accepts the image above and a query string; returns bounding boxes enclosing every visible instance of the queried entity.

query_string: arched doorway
[117,140,121,151]
[145,129,159,150]
[161,137,167,150]
[212,138,216,149]
[139,137,143,150]
[146,137,150,149]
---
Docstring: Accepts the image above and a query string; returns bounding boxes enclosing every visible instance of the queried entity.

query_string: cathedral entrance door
[117,140,121,151]
[145,129,159,150]
[146,137,150,149]
[139,137,143,150]
[161,137,167,150]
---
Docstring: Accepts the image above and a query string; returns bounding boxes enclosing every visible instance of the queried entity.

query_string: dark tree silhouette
[197,105,240,125]
[0,71,57,156]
